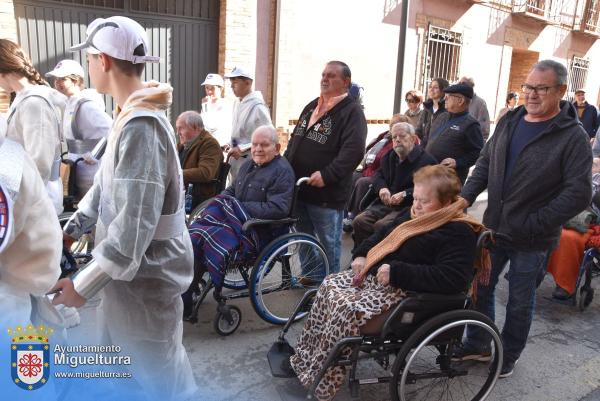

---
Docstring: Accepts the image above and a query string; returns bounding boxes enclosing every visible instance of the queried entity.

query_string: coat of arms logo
[8,324,54,390]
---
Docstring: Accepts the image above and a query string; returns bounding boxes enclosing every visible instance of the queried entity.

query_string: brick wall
[218,0,258,94]
[507,49,540,104]
[0,0,16,113]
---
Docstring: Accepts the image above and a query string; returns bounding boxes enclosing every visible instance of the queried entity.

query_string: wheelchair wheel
[391,309,502,401]
[213,305,242,336]
[58,212,93,266]
[249,233,328,325]
[576,285,594,311]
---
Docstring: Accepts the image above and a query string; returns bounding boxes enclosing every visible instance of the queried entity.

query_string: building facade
[1,0,599,134]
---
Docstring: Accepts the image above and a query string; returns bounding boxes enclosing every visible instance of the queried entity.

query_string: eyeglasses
[521,84,559,95]
[444,94,463,100]
[405,98,419,103]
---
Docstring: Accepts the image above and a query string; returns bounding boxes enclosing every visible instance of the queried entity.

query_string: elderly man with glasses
[351,122,436,246]
[455,60,592,379]
[422,83,484,184]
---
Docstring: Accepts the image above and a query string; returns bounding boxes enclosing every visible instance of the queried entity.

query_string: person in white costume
[50,16,196,401]
[0,39,66,214]
[46,59,112,198]
[223,66,272,181]
[200,72,232,147]
[0,115,62,331]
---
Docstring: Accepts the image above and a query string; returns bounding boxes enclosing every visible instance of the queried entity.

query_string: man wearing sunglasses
[457,60,592,379]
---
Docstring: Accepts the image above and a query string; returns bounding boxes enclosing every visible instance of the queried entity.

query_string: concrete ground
[69,194,600,400]
[182,194,600,401]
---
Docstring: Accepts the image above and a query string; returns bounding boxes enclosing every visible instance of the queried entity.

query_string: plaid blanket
[188,195,261,288]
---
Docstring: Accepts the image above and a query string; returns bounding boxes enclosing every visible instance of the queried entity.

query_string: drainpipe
[271,0,281,125]
[393,0,410,114]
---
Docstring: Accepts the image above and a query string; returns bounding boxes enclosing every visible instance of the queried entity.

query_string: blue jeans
[465,244,550,363]
[295,200,343,279]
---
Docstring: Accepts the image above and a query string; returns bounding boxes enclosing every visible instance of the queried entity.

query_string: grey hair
[391,122,415,136]
[459,76,475,88]
[252,125,279,144]
[178,110,204,131]
[532,59,568,85]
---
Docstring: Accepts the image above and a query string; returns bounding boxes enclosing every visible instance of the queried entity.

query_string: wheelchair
[268,231,504,401]
[572,247,600,311]
[58,140,107,276]
[185,177,330,336]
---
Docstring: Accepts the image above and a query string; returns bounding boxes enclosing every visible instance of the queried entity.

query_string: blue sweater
[222,154,295,219]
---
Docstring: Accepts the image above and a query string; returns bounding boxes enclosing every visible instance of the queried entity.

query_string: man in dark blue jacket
[456,60,592,378]
[223,125,294,219]
[573,89,598,138]
[423,83,483,184]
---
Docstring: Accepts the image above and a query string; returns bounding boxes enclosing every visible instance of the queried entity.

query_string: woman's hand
[351,257,366,275]
[376,264,391,286]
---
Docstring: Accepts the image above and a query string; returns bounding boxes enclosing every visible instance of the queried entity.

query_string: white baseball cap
[224,66,253,80]
[70,16,159,64]
[46,59,85,78]
[201,73,224,87]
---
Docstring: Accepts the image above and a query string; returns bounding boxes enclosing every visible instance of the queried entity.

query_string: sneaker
[451,343,492,362]
[552,285,572,300]
[498,359,518,378]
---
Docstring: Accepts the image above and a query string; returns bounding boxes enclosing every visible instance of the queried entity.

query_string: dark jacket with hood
[462,101,592,251]
[415,98,449,142]
[284,96,367,209]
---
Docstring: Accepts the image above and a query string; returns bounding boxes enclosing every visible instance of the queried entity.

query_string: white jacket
[230,90,272,146]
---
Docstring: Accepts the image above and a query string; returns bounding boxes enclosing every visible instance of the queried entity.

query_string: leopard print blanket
[290,270,405,400]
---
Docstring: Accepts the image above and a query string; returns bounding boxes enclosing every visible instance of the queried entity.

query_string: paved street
[182,194,600,401]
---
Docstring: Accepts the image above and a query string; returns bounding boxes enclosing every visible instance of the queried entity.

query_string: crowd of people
[1,12,599,401]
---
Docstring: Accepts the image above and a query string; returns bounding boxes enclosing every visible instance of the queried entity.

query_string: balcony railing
[574,0,600,36]
[511,0,565,23]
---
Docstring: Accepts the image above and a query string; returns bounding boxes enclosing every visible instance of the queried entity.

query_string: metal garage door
[13,0,219,121]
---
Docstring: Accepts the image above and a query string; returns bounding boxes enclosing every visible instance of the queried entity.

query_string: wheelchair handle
[296,177,310,187]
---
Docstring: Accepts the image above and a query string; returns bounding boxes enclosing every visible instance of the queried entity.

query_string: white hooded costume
[4,85,66,214]
[62,88,112,197]
[0,134,62,330]
[63,82,196,401]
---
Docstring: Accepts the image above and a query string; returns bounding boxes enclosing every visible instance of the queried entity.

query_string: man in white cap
[46,59,112,199]
[200,72,231,146]
[224,66,272,181]
[50,15,196,401]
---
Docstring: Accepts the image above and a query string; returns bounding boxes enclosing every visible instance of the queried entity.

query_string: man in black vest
[423,83,483,183]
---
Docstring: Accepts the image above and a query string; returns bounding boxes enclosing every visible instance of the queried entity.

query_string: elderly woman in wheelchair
[281,165,499,401]
[181,126,295,320]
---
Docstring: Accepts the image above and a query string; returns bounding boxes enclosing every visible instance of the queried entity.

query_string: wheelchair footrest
[268,340,297,378]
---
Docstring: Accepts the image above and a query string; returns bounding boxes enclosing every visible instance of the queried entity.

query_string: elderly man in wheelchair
[269,165,503,401]
[181,125,295,320]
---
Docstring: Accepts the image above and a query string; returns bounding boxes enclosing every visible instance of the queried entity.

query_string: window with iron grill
[566,56,589,101]
[421,25,463,98]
